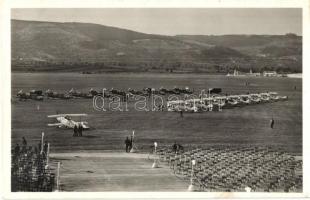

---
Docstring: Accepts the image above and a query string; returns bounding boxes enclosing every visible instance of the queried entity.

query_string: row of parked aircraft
[167,92,288,112]
[45,91,287,130]
[16,88,105,101]
[16,90,45,101]
[15,86,195,101]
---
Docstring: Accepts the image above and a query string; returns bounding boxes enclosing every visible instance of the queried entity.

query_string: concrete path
[49,152,189,191]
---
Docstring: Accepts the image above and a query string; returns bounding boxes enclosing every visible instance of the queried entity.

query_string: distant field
[11,73,302,154]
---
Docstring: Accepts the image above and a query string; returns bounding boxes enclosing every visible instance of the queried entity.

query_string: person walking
[270,118,275,129]
[180,110,183,118]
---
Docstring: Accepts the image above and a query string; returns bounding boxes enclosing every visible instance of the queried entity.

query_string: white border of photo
[1,0,309,199]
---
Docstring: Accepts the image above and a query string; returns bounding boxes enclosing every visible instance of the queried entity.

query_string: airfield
[11,72,302,191]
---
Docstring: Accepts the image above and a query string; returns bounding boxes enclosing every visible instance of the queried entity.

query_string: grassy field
[11,73,302,154]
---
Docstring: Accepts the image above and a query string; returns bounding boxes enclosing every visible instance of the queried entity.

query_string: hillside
[176,34,302,56]
[11,20,302,73]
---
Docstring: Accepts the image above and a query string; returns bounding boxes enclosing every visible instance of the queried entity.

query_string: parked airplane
[16,89,44,101]
[110,88,126,96]
[45,89,72,99]
[69,88,93,99]
[128,88,145,96]
[47,114,90,129]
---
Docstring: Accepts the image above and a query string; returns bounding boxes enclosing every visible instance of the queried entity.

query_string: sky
[11,8,302,36]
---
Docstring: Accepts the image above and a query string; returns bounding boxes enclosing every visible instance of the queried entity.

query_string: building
[263,71,277,77]
[247,69,261,77]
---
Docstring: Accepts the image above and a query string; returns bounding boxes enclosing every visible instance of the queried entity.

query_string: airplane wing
[47,123,63,127]
[47,114,88,118]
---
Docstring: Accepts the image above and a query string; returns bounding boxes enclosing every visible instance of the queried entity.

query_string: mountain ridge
[11,19,302,73]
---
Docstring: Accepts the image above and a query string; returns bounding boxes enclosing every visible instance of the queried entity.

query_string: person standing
[172,142,177,154]
[125,137,131,153]
[270,118,275,129]
[38,141,42,153]
[129,135,133,151]
[43,141,48,155]
[14,143,20,157]
[81,124,83,136]
[22,137,27,146]
[180,110,183,118]
[78,124,81,137]
[73,125,78,137]
[78,124,83,137]
[22,137,27,152]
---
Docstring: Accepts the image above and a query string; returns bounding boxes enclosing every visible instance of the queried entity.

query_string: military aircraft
[173,86,193,94]
[47,114,90,129]
[145,87,166,95]
[110,88,126,96]
[159,87,180,95]
[45,89,72,99]
[17,89,44,101]
[69,88,93,99]
[128,88,145,96]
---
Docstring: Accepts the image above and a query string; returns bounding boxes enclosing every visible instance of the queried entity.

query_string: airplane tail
[81,122,90,129]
